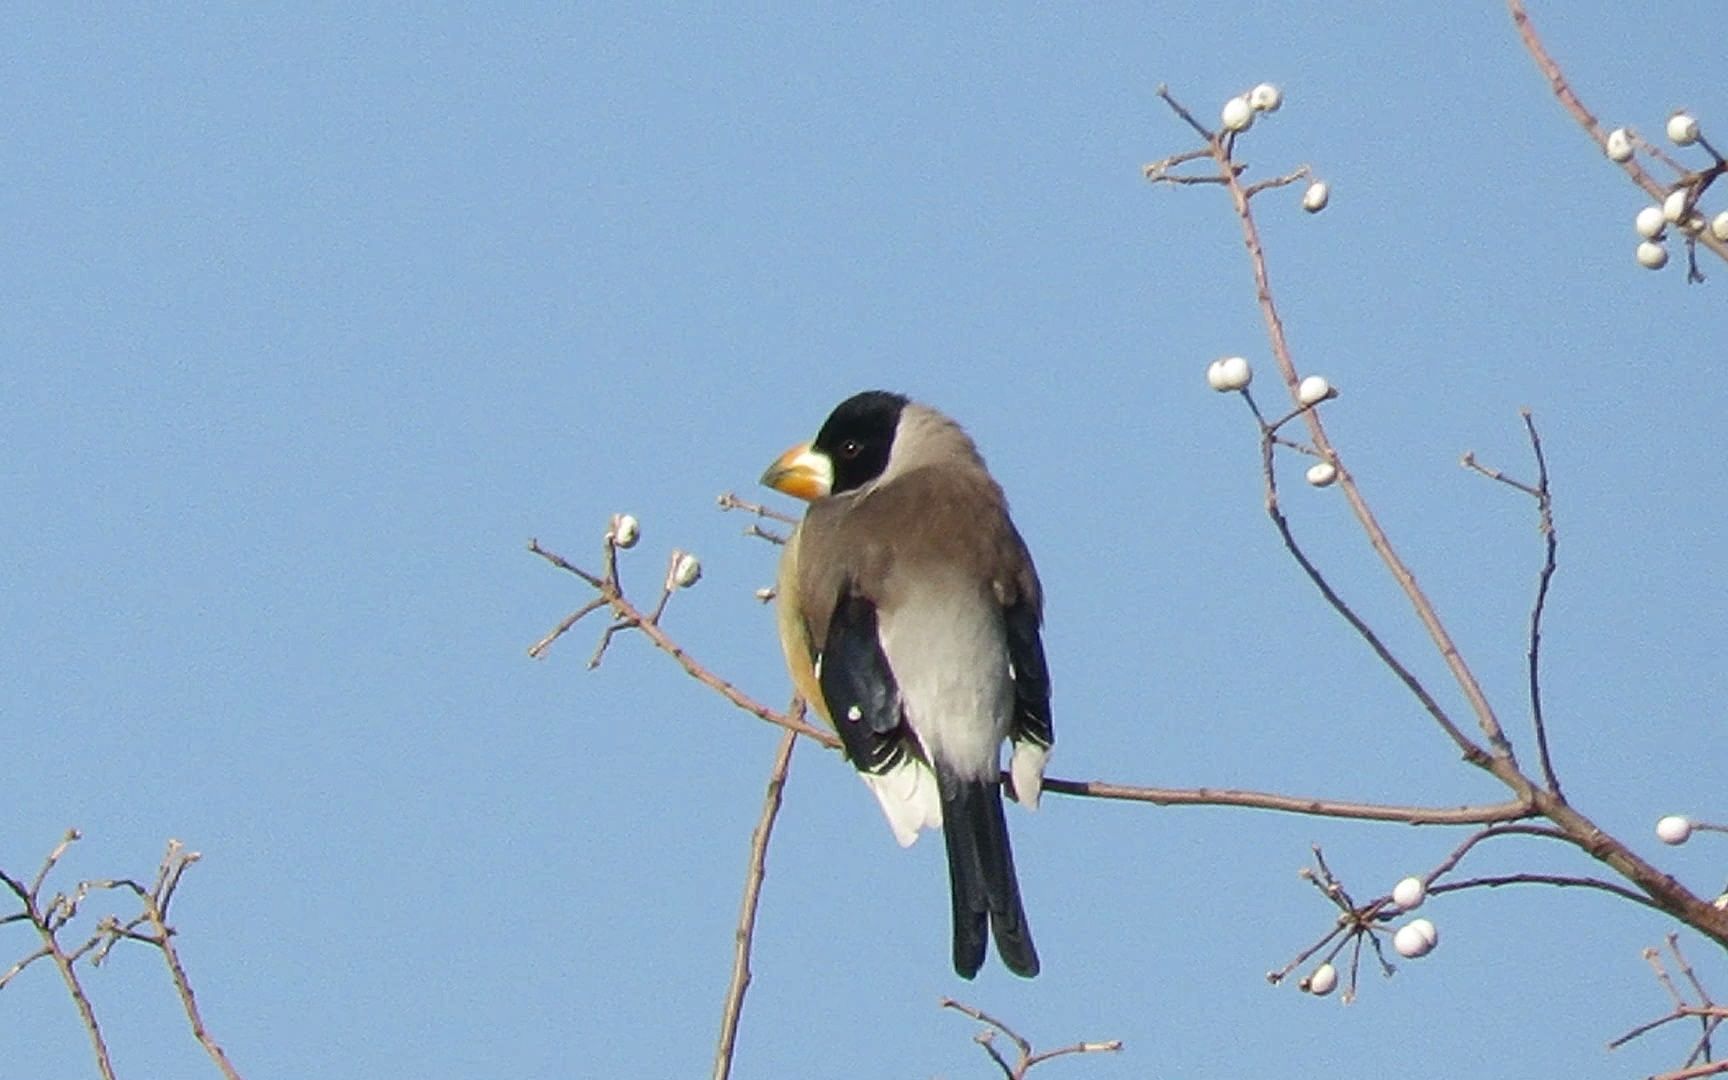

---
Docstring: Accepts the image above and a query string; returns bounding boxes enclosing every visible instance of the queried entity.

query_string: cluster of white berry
[1218,84,1329,213]
[1206,357,1340,487]
[1303,876,1437,998]
[1608,112,1728,270]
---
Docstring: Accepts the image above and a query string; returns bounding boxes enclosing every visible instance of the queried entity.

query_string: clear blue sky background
[6,5,1726,1078]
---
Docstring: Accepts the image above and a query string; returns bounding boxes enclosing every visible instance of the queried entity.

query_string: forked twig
[941,998,1122,1078]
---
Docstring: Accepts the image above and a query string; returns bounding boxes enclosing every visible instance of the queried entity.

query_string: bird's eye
[839,439,863,459]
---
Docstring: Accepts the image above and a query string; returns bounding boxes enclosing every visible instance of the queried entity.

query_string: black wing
[1004,599,1052,752]
[818,591,919,775]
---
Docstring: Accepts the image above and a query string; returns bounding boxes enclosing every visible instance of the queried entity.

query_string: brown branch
[1519,411,1562,796]
[1200,95,1519,770]
[533,535,1534,830]
[1242,166,1313,199]
[1,831,119,1080]
[1429,873,1663,912]
[941,998,1121,1079]
[1041,778,1531,825]
[1146,84,1728,948]
[1411,823,1568,892]
[715,491,800,527]
[711,722,799,1080]
[1505,0,1728,262]
[1461,412,1563,796]
[528,539,838,748]
[1262,447,1491,765]
[1657,1061,1728,1080]
[138,843,243,1080]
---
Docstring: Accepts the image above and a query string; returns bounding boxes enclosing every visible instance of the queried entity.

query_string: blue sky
[5,5,1726,1078]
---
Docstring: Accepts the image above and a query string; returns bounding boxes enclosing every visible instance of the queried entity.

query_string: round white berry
[1667,112,1701,147]
[1302,180,1330,213]
[1392,876,1426,911]
[670,551,702,589]
[1713,211,1728,242]
[1394,919,1438,958]
[1249,83,1283,113]
[1206,356,1253,392]
[609,512,640,549]
[1222,95,1255,133]
[1636,241,1669,269]
[1663,189,1690,224]
[1307,962,1338,996]
[1306,462,1338,488]
[1605,128,1635,162]
[1635,206,1667,239]
[1297,375,1333,406]
[1656,815,1693,845]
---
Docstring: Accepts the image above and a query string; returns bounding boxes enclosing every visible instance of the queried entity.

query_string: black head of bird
[762,390,1054,979]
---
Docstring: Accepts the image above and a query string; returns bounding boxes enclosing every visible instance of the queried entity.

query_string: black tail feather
[940,774,1039,979]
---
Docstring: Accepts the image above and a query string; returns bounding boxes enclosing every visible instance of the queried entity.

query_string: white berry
[1249,83,1283,113]
[670,551,702,589]
[1302,180,1330,213]
[1667,112,1701,146]
[1306,462,1338,488]
[1297,375,1333,406]
[1664,189,1690,224]
[1394,919,1438,958]
[1392,876,1426,911]
[1206,356,1253,392]
[1222,95,1255,133]
[1636,241,1669,269]
[1713,211,1728,241]
[1635,206,1667,239]
[1605,128,1635,162]
[1307,962,1338,996]
[1656,815,1693,845]
[609,512,640,549]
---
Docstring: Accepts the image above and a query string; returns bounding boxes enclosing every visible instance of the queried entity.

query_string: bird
[760,390,1053,979]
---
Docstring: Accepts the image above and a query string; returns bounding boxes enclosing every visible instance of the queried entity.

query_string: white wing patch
[861,757,943,847]
[1009,740,1050,809]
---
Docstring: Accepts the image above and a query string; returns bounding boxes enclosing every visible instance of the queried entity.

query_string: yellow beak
[761,442,833,502]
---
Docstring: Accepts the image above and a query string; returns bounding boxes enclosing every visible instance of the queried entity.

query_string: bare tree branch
[1505,0,1728,264]
[712,721,799,1080]
[941,998,1122,1078]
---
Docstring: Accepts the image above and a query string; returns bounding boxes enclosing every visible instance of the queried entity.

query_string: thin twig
[1461,413,1563,796]
[526,597,607,659]
[1155,84,1212,140]
[528,539,837,746]
[1656,1061,1728,1080]
[1039,779,1531,824]
[141,843,243,1080]
[1521,411,1562,795]
[2,833,119,1080]
[715,491,800,526]
[1429,873,1662,912]
[712,722,800,1080]
[941,998,1121,1079]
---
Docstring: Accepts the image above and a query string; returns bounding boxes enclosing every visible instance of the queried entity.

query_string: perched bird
[761,390,1053,979]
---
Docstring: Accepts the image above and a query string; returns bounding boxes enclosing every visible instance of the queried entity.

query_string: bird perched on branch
[761,390,1053,979]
